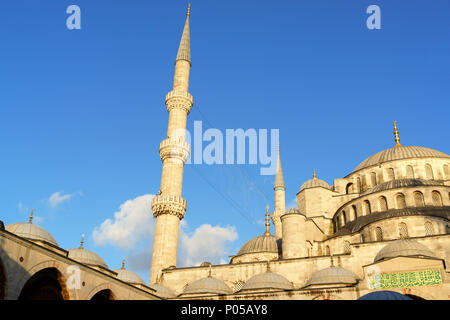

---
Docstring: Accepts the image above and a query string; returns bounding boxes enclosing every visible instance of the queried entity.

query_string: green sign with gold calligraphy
[368,269,442,289]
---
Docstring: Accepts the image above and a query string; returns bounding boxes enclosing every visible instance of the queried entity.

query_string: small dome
[183,276,232,295]
[300,177,331,192]
[148,284,176,298]
[358,290,413,300]
[68,247,108,269]
[305,267,358,287]
[241,272,294,291]
[6,222,58,247]
[237,234,278,256]
[353,146,449,173]
[114,268,145,285]
[374,239,437,263]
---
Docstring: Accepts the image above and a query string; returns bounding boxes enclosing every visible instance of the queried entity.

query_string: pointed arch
[378,196,388,212]
[425,164,434,180]
[413,191,425,207]
[363,200,371,215]
[375,227,383,241]
[396,193,406,209]
[398,222,408,239]
[431,191,442,206]
[406,165,415,179]
[425,221,434,236]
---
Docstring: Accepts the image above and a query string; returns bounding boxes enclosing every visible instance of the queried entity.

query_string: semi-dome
[241,272,294,291]
[353,146,449,173]
[148,284,176,298]
[362,178,443,196]
[183,276,232,295]
[6,222,58,247]
[299,170,331,192]
[374,239,437,263]
[305,266,358,288]
[68,235,108,269]
[237,234,278,256]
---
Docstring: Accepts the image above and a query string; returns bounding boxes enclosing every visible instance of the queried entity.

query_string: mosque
[0,6,449,300]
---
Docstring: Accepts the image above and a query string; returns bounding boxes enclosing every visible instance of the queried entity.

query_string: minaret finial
[79,234,85,249]
[122,257,126,270]
[29,208,34,224]
[393,121,401,147]
[187,3,191,17]
[313,168,317,180]
[264,205,271,235]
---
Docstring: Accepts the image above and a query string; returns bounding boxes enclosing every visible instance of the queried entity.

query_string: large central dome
[353,146,449,173]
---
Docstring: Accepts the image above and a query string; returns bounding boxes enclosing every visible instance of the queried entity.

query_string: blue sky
[1,0,449,282]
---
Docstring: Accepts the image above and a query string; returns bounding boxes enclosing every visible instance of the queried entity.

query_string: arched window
[425,221,434,236]
[425,164,434,180]
[431,191,443,206]
[378,196,388,212]
[375,227,383,241]
[406,165,415,179]
[444,164,449,180]
[413,191,425,207]
[378,171,384,184]
[352,205,358,220]
[325,245,330,256]
[371,172,377,186]
[363,200,371,215]
[387,168,395,181]
[398,222,408,239]
[346,183,354,194]
[344,241,351,254]
[361,175,367,192]
[396,193,406,209]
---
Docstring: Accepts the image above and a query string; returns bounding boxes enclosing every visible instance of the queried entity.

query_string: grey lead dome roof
[183,276,233,295]
[361,178,444,196]
[241,272,294,291]
[68,247,108,269]
[6,222,59,247]
[305,267,358,287]
[374,239,437,263]
[300,178,332,192]
[237,234,279,256]
[353,146,449,173]
[114,269,145,285]
[148,284,176,299]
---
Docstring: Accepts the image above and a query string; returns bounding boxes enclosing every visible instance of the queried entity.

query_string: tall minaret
[150,5,193,284]
[272,145,285,240]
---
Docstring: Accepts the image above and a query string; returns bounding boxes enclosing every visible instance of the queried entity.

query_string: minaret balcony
[165,90,194,114]
[159,138,191,162]
[151,195,187,220]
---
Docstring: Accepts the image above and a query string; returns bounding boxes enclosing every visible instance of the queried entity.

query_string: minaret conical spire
[274,145,285,189]
[176,4,191,64]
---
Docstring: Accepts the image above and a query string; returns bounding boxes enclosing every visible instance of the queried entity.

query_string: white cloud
[178,224,238,267]
[94,194,239,272]
[48,191,74,208]
[92,194,155,250]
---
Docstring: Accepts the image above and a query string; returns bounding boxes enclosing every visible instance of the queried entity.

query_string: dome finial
[264,205,271,235]
[122,256,126,270]
[313,168,317,180]
[79,233,85,249]
[393,121,402,147]
[29,208,34,224]
[187,3,191,17]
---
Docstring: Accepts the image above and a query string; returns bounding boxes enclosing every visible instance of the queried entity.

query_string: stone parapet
[165,90,193,114]
[152,195,187,220]
[159,138,191,162]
